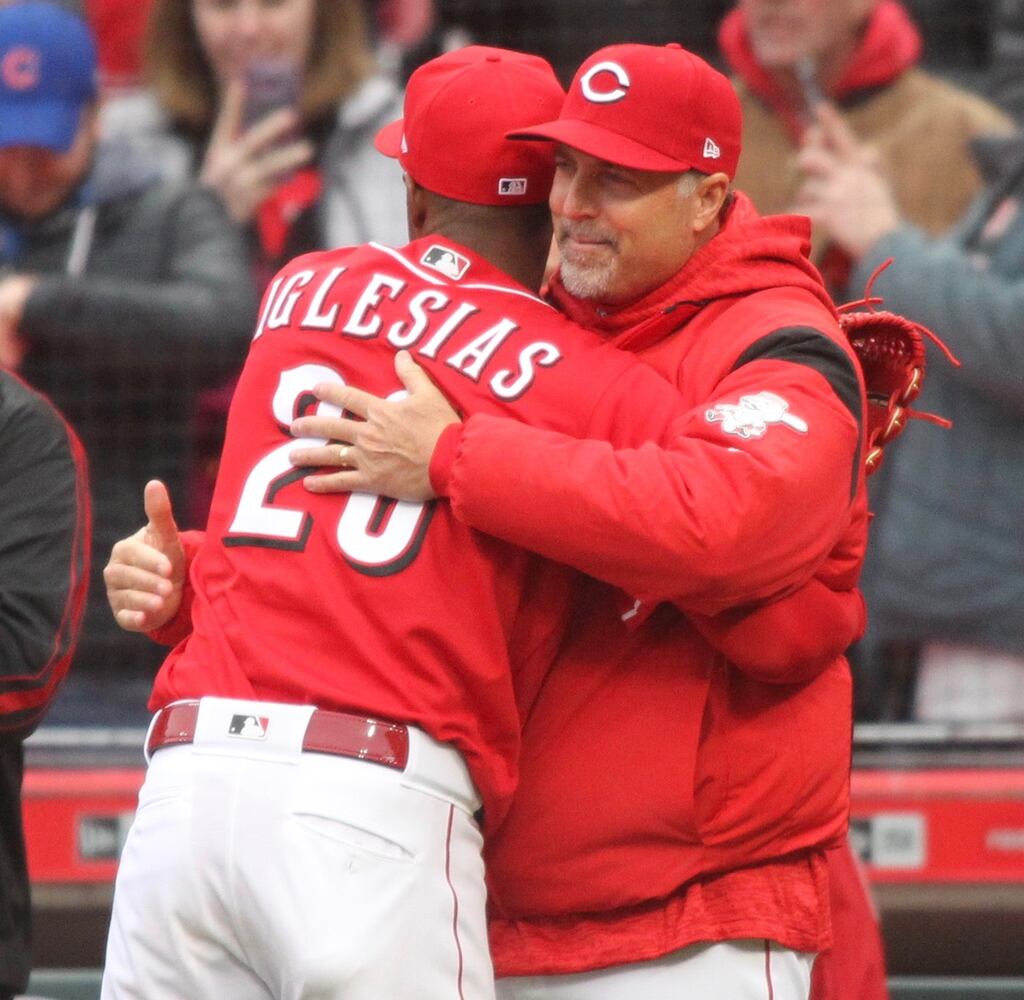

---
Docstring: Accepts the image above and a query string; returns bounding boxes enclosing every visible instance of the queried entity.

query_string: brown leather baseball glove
[838,262,960,475]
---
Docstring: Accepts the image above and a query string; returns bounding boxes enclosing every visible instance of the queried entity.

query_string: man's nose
[0,163,34,198]
[232,0,265,43]
[559,175,596,219]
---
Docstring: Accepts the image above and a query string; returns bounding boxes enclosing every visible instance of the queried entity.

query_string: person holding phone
[717,0,1012,272]
[0,1,256,725]
[102,0,408,285]
[98,0,411,524]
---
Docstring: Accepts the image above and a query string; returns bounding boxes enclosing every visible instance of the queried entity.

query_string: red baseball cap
[508,43,742,178]
[375,46,565,206]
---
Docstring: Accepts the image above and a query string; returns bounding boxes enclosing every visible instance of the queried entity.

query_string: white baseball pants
[102,698,493,1000]
[496,940,815,1000]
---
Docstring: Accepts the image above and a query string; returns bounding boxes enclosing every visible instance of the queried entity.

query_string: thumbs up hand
[104,480,187,633]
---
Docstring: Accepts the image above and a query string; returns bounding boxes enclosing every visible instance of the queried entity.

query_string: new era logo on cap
[228,714,270,740]
[498,177,527,196]
[703,137,721,159]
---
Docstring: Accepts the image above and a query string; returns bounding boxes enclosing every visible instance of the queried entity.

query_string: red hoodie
[435,194,868,975]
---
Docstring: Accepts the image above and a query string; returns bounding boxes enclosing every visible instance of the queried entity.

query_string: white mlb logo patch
[421,244,470,280]
[498,177,528,196]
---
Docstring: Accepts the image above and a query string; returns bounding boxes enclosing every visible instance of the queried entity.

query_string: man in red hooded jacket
[270,44,869,1000]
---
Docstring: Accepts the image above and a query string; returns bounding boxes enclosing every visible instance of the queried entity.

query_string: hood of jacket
[548,191,835,354]
[719,0,922,136]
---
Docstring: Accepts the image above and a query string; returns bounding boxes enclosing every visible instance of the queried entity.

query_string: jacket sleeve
[0,377,91,735]
[851,223,1024,408]
[443,337,862,615]
[689,579,867,683]
[21,183,257,376]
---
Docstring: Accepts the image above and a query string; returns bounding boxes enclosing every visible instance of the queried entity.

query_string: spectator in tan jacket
[719,0,1013,269]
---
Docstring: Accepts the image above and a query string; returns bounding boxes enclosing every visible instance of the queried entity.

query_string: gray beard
[558,255,617,301]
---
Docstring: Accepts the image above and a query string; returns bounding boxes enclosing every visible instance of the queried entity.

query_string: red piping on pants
[765,939,775,1000]
[445,805,466,999]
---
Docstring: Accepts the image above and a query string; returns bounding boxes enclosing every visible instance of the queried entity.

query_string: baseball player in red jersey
[99,47,713,1000]
[264,45,869,999]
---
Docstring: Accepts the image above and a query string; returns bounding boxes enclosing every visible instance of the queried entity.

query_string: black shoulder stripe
[732,326,863,498]
[732,326,862,426]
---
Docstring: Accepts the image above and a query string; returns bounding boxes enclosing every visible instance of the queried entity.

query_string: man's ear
[73,101,101,154]
[405,174,429,239]
[694,172,731,234]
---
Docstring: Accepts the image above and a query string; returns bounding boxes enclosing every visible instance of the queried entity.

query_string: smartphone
[242,59,302,131]
[795,56,825,124]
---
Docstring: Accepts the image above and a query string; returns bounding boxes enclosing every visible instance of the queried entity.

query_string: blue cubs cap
[0,2,98,153]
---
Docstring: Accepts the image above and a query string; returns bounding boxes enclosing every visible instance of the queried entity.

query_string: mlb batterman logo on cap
[374,46,565,206]
[0,2,97,153]
[507,43,742,179]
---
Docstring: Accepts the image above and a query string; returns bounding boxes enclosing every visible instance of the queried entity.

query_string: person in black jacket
[0,368,90,1000]
[0,2,257,721]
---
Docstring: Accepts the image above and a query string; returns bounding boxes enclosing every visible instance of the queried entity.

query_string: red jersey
[148,236,689,829]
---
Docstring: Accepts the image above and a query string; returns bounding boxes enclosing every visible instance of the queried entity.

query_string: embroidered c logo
[579,61,630,104]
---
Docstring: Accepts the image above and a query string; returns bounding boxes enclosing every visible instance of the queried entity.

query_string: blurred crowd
[1,0,1023,733]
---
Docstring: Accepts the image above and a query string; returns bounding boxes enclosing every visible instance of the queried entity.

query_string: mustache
[556,221,618,248]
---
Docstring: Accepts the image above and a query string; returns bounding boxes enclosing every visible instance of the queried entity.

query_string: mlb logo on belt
[498,177,528,196]
[228,714,270,740]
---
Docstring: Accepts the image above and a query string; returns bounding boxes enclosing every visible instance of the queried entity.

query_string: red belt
[147,701,409,770]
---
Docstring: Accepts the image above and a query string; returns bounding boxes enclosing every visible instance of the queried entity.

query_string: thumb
[394,349,432,394]
[143,480,179,546]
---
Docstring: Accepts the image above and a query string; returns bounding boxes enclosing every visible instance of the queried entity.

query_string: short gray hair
[677,170,706,197]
